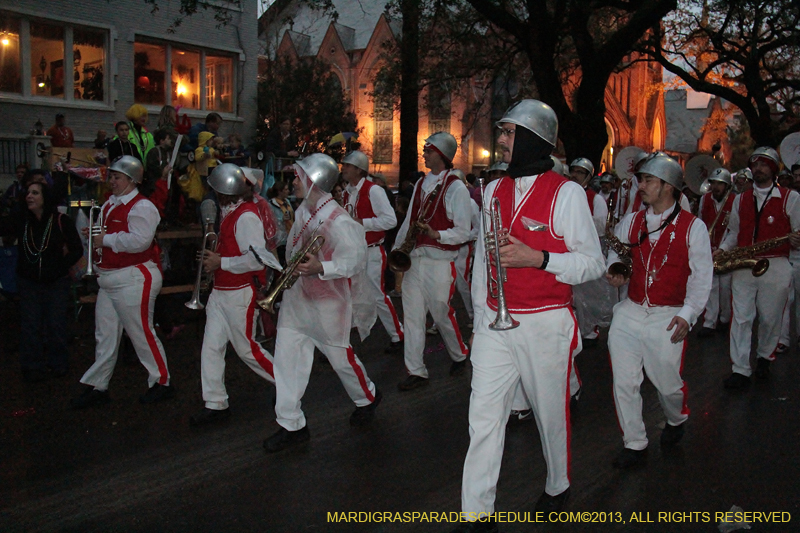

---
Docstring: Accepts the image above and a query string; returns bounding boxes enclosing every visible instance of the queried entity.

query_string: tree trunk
[399,0,420,183]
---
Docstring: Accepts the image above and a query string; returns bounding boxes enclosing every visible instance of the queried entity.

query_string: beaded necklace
[292,197,334,248]
[23,214,54,276]
[637,208,680,288]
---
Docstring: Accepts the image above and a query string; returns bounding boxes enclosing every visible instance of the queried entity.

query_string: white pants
[779,260,800,345]
[730,258,792,376]
[80,262,170,390]
[200,286,275,410]
[608,299,689,451]
[702,273,732,328]
[402,256,468,378]
[274,326,376,431]
[455,243,475,320]
[461,308,578,515]
[367,245,404,342]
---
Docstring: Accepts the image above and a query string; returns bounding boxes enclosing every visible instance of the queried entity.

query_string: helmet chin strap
[116,180,137,197]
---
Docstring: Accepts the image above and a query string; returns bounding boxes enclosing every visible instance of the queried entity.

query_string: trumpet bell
[184,297,205,310]
[489,313,519,331]
[387,249,412,273]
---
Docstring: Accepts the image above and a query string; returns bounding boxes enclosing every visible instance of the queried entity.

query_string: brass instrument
[388,179,444,273]
[185,226,218,310]
[484,195,519,331]
[707,187,733,239]
[604,190,632,279]
[257,231,325,313]
[713,233,797,277]
[83,200,104,279]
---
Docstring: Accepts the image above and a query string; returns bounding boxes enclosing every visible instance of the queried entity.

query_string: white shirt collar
[345,177,365,196]
[112,187,139,205]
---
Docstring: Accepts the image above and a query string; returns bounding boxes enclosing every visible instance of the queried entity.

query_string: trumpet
[388,180,444,273]
[84,200,104,279]
[185,226,218,310]
[257,231,325,313]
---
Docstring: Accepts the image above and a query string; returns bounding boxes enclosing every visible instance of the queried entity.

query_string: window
[134,38,236,113]
[427,83,451,135]
[0,15,21,93]
[30,22,64,98]
[373,97,393,164]
[74,29,105,101]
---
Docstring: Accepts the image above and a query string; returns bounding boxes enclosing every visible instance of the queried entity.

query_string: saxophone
[388,179,444,273]
[713,233,797,277]
[604,190,633,279]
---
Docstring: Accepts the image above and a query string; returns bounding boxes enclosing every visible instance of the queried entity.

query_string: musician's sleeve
[592,193,608,236]
[718,194,740,252]
[547,181,606,285]
[786,189,800,232]
[319,215,366,280]
[362,185,397,232]
[676,218,713,326]
[221,212,266,274]
[438,180,471,245]
[103,199,159,253]
[392,185,417,251]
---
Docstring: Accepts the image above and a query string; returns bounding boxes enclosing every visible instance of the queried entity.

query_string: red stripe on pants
[136,264,168,385]
[678,339,690,416]
[379,247,403,340]
[346,346,374,402]
[448,262,468,355]
[247,288,274,378]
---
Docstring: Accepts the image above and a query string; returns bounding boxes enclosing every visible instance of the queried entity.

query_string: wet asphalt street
[1,291,799,532]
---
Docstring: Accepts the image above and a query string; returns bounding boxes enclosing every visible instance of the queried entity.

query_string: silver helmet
[109,155,144,184]
[599,173,615,184]
[208,163,249,196]
[295,153,340,194]
[735,168,754,181]
[569,157,594,176]
[550,155,568,176]
[636,153,684,190]
[707,167,732,186]
[341,150,369,173]
[487,161,508,173]
[425,132,458,163]
[497,99,558,147]
[749,146,780,170]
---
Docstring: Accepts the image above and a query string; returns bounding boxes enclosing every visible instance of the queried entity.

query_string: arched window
[601,118,615,173]
[653,117,664,151]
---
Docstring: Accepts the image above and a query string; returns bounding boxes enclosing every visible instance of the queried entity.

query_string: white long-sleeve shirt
[589,189,608,236]
[719,185,800,252]
[472,175,606,329]
[344,177,397,233]
[101,188,159,254]
[608,203,713,325]
[393,170,472,261]
[220,210,271,274]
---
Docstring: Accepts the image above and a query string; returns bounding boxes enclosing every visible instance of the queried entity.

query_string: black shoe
[71,387,110,409]
[697,327,716,338]
[22,368,49,383]
[350,389,382,427]
[263,426,310,453]
[450,515,498,533]
[724,372,750,389]
[189,407,231,426]
[755,358,771,379]
[660,421,685,447]
[450,360,467,376]
[398,375,429,391]
[612,447,647,469]
[718,322,730,332]
[535,487,570,513]
[140,383,176,404]
[507,409,534,427]
[385,340,404,354]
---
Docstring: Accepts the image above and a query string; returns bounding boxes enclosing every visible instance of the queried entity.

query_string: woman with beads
[0,182,83,382]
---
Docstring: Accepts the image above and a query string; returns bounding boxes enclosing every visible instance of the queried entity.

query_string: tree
[640,0,800,146]
[256,56,357,156]
[399,0,421,183]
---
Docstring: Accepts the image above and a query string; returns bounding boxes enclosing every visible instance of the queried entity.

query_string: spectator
[0,182,83,382]
[144,129,174,199]
[332,180,344,207]
[125,104,155,162]
[157,105,178,138]
[94,130,108,149]
[46,113,75,148]
[2,164,29,217]
[263,116,299,158]
[187,112,222,151]
[107,121,137,162]
[268,180,293,266]
[193,132,220,181]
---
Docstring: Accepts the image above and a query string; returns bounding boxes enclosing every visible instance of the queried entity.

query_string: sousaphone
[779,132,800,169]
[684,154,721,196]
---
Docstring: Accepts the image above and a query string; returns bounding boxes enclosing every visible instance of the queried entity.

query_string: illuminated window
[30,22,64,98]
[74,29,105,101]
[0,15,21,94]
[134,42,166,106]
[172,48,200,110]
[205,54,232,112]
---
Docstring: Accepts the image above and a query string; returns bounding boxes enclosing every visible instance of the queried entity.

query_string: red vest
[700,191,734,249]
[627,208,694,307]
[585,187,596,215]
[343,179,385,246]
[101,194,160,269]
[737,187,792,258]
[410,172,461,252]
[487,173,572,314]
[214,202,267,290]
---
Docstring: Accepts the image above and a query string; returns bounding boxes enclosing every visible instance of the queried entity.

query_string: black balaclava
[506,125,555,179]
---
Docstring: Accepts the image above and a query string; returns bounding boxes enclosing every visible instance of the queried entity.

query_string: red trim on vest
[585,188,597,215]
[627,209,694,307]
[736,187,792,258]
[486,174,572,314]
[214,202,267,290]
[136,264,168,385]
[101,194,160,269]
[344,180,385,246]
[409,172,461,252]
[700,192,735,249]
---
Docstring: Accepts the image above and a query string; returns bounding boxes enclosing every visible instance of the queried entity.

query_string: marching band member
[733,168,754,194]
[569,158,607,235]
[72,156,173,408]
[189,164,278,426]
[264,154,380,453]
[393,132,471,392]
[455,100,605,532]
[340,150,403,351]
[697,168,735,337]
[717,147,800,388]
[452,169,481,327]
[598,173,615,203]
[606,154,712,469]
